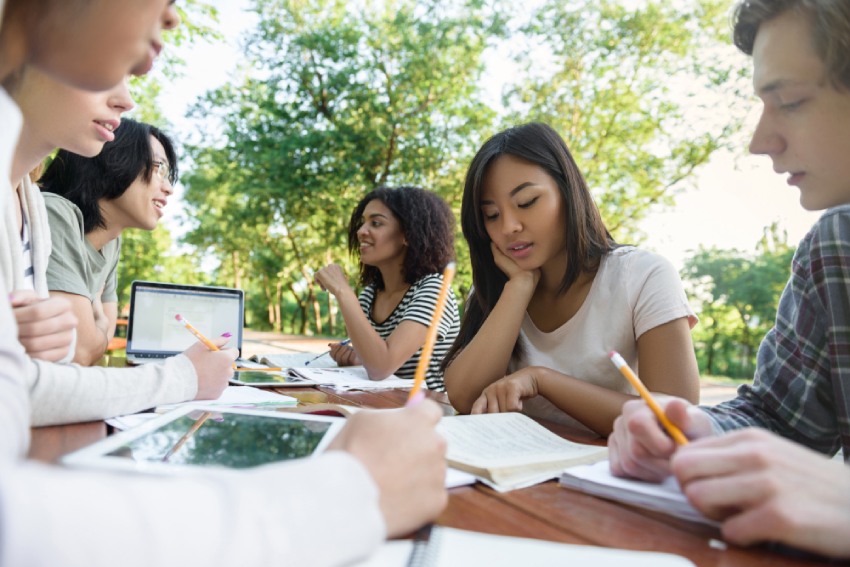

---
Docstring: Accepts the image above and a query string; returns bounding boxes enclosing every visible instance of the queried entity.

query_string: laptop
[125,281,244,364]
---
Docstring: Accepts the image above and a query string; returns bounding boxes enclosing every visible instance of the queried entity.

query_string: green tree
[182,0,503,333]
[116,227,204,314]
[682,224,795,378]
[505,0,750,243]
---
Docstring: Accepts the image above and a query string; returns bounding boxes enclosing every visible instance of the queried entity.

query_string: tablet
[229,370,317,387]
[62,405,344,473]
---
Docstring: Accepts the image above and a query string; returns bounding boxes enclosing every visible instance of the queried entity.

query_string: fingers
[8,289,40,307]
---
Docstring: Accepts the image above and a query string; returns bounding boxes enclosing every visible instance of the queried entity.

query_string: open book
[352,527,695,566]
[437,413,608,492]
[245,354,411,390]
[248,352,338,369]
[559,460,718,526]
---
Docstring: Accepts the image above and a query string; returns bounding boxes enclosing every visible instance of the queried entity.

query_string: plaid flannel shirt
[703,205,850,458]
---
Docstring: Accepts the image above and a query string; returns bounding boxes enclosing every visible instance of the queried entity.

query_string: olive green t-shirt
[43,193,120,303]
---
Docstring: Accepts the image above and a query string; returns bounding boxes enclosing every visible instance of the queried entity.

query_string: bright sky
[158,0,821,270]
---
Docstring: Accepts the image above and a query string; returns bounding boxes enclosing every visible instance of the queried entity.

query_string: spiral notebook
[352,527,695,566]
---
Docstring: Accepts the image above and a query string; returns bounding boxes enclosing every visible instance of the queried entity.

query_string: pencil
[608,351,688,445]
[175,314,219,351]
[406,262,456,405]
[304,339,351,366]
[162,411,212,462]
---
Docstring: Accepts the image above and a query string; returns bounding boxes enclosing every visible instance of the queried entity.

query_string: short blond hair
[733,0,850,90]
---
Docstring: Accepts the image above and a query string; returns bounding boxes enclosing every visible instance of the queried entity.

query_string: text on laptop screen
[129,285,242,353]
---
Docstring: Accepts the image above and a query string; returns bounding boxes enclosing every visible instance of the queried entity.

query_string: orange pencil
[406,262,456,405]
[609,351,689,445]
[175,314,219,351]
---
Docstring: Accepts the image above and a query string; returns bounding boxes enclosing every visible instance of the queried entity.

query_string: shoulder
[805,206,850,253]
[603,245,678,279]
[42,194,83,226]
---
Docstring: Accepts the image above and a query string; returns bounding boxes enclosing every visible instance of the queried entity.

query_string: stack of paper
[157,385,298,412]
[288,366,411,391]
[559,460,718,526]
[352,527,695,566]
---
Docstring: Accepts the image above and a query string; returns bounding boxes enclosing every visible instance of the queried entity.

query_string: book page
[249,352,339,369]
[290,367,411,390]
[437,413,606,468]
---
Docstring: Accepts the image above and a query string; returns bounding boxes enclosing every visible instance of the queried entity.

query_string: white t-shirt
[511,246,697,430]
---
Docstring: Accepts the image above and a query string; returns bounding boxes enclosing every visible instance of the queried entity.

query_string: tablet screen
[105,410,332,468]
[230,370,310,387]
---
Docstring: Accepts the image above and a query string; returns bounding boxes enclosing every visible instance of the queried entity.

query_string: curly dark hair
[442,122,616,369]
[347,186,455,290]
[39,118,178,234]
[733,0,850,90]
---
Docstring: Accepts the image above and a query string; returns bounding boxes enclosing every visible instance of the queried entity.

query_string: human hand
[672,429,850,558]
[328,400,448,538]
[183,335,238,400]
[10,290,77,361]
[315,264,352,298]
[608,396,715,482]
[329,340,360,366]
[490,242,540,288]
[470,367,545,414]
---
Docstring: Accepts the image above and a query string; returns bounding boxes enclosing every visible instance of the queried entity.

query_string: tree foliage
[683,224,794,378]
[504,0,750,242]
[181,0,503,331]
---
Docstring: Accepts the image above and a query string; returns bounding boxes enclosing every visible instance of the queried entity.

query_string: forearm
[536,369,637,437]
[335,289,398,378]
[1,453,384,567]
[445,280,532,412]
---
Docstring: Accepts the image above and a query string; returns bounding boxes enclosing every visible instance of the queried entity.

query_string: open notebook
[351,527,695,566]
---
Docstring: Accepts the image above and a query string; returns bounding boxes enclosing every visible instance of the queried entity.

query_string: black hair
[442,122,616,368]
[347,186,455,289]
[39,118,177,233]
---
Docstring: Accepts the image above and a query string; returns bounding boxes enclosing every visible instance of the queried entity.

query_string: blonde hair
[733,0,850,90]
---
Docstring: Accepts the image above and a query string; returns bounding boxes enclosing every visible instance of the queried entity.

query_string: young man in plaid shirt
[608,0,850,558]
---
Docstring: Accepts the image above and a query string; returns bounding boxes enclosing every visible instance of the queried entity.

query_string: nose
[162,3,181,31]
[499,209,522,236]
[748,107,785,157]
[111,78,136,114]
[357,224,369,238]
[161,178,174,195]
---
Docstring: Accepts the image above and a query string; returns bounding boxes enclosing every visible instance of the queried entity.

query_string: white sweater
[0,83,385,567]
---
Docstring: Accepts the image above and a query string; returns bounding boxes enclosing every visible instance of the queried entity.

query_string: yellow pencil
[608,351,689,446]
[175,314,219,351]
[406,262,456,405]
[162,411,212,462]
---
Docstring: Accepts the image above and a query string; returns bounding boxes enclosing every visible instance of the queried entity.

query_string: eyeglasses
[152,160,171,182]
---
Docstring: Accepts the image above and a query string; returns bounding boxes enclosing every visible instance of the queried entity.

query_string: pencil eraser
[608,351,616,358]
[175,314,183,322]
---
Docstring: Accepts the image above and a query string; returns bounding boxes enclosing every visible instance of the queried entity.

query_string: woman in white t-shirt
[443,122,700,436]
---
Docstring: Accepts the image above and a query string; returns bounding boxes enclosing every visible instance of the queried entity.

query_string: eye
[481,208,499,221]
[518,196,539,209]
[780,99,804,111]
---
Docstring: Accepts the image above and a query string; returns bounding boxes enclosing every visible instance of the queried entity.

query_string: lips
[93,120,117,142]
[153,198,167,217]
[505,241,533,259]
[787,172,805,186]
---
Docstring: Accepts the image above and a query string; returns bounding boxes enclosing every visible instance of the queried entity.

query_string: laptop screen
[126,281,244,358]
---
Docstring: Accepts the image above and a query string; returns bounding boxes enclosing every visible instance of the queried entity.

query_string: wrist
[503,276,536,301]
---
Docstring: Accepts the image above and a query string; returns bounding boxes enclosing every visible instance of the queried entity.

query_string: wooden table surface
[29,386,832,566]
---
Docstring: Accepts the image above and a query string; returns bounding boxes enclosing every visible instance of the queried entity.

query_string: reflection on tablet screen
[231,370,300,385]
[106,411,332,468]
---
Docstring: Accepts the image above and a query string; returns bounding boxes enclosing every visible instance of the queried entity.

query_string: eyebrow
[363,212,389,220]
[756,78,810,96]
[481,182,535,204]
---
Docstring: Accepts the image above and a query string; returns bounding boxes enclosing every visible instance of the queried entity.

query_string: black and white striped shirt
[358,273,460,391]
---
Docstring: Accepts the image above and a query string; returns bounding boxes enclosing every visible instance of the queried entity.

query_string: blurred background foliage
[114,0,784,378]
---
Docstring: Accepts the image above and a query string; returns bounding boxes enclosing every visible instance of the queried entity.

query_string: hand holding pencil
[175,314,237,400]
